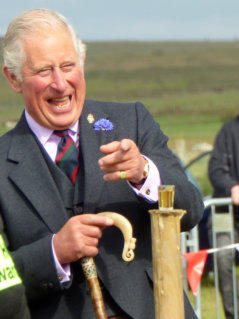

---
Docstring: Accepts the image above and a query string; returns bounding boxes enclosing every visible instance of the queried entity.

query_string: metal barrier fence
[204,197,237,319]
[182,197,237,319]
[181,225,201,318]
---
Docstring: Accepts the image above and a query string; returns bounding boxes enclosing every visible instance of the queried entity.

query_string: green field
[1,40,239,318]
[1,40,239,196]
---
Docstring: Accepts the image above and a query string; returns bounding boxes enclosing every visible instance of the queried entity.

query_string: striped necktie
[54,130,79,183]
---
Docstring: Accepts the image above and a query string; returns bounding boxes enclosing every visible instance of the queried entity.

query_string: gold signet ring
[120,171,127,180]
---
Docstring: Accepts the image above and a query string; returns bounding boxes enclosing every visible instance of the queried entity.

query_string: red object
[183,250,208,295]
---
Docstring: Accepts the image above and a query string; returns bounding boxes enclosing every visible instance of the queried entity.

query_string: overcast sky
[1,0,239,41]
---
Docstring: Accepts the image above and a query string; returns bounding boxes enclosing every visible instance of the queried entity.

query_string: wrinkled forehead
[21,29,79,66]
[21,22,70,42]
[22,27,74,53]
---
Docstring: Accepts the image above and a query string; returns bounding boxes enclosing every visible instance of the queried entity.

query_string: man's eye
[37,69,51,76]
[61,64,75,72]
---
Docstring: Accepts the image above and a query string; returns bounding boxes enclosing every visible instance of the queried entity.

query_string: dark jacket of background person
[209,116,239,220]
[0,215,30,319]
[209,116,239,319]
[0,100,203,319]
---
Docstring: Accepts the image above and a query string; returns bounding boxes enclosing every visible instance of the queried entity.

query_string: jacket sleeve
[135,102,204,232]
[209,123,238,196]
[12,234,65,302]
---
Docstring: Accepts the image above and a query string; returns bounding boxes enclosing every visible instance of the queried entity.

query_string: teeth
[49,96,71,109]
[56,100,70,109]
[52,97,69,102]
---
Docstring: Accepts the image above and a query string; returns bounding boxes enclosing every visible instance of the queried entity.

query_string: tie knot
[54,129,69,138]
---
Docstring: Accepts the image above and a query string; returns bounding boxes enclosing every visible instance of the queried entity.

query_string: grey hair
[3,8,86,80]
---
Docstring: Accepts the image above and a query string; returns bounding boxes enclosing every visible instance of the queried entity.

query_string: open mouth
[48,95,72,109]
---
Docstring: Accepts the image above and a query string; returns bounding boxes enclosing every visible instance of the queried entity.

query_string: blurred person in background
[209,117,239,319]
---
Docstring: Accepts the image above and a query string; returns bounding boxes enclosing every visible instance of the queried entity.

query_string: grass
[1,40,239,194]
[85,41,239,198]
[188,275,226,319]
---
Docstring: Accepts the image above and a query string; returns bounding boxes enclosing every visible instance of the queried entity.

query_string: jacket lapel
[7,115,69,233]
[80,101,116,212]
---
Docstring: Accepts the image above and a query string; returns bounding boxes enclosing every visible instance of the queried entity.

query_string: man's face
[17,29,86,130]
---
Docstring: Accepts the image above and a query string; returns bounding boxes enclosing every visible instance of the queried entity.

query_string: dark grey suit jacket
[0,100,203,318]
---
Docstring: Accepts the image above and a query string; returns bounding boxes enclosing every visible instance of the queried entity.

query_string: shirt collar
[25,110,79,146]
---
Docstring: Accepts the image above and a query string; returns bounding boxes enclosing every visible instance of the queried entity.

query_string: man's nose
[50,68,67,91]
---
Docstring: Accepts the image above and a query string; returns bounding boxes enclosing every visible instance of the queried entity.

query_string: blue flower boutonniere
[94,119,113,131]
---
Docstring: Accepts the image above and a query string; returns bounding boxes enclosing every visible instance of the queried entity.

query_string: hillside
[1,40,238,193]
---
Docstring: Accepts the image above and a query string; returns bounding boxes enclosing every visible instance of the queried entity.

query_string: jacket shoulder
[0,130,14,153]
[83,99,152,123]
[221,116,239,131]
[85,99,151,110]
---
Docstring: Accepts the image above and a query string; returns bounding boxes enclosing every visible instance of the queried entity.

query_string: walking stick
[149,185,186,319]
[81,212,137,319]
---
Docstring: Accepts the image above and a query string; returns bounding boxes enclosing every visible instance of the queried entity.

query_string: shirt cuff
[51,235,71,283]
[128,155,161,202]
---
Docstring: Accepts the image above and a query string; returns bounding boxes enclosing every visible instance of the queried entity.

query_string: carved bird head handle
[98,212,136,261]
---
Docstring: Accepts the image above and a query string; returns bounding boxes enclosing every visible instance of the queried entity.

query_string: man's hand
[98,139,145,183]
[231,185,239,205]
[53,214,113,264]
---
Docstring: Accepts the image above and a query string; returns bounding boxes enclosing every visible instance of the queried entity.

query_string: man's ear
[2,66,22,93]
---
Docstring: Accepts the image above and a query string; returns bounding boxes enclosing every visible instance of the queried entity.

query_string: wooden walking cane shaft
[149,185,186,319]
[81,212,136,319]
[81,257,107,319]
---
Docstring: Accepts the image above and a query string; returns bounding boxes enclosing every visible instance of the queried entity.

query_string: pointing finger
[100,141,121,154]
[120,139,132,152]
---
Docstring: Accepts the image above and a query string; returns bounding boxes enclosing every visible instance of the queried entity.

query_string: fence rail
[182,197,237,319]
